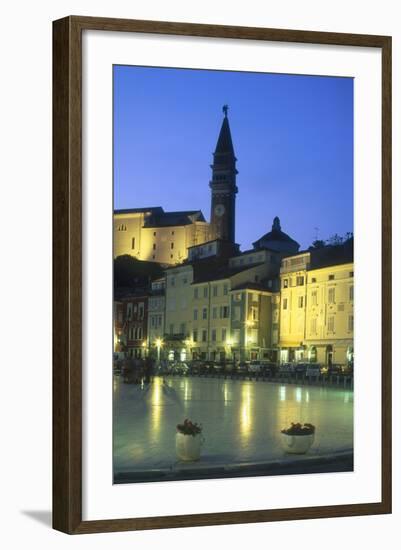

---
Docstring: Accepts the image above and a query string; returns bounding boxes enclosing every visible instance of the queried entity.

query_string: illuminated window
[311,290,318,305]
[349,285,354,301]
[283,279,289,288]
[348,315,354,331]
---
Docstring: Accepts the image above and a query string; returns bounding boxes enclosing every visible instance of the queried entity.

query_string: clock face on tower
[214,204,225,217]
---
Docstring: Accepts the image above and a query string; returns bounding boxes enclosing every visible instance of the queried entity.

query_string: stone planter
[176,432,203,461]
[281,433,315,454]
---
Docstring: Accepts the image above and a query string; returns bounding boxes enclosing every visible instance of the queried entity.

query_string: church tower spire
[209,106,238,243]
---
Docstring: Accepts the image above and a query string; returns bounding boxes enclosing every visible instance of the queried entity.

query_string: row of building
[114,224,353,368]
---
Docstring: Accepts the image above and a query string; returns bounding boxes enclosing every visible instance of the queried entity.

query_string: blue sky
[113,65,353,250]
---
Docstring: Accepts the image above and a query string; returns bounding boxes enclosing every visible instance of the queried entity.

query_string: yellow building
[114,207,209,264]
[278,246,354,367]
[279,252,310,363]
[304,262,354,366]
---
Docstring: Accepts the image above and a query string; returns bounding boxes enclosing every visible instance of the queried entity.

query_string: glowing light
[226,339,233,347]
[155,338,163,348]
[245,319,254,328]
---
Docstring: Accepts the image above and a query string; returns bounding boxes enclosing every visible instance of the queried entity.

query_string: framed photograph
[53,16,392,534]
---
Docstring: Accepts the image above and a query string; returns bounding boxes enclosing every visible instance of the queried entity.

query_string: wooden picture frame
[53,15,392,534]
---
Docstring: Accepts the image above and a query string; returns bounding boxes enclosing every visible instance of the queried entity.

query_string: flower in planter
[281,422,316,436]
[176,418,202,437]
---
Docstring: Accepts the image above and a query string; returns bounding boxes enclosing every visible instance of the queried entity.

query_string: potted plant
[176,419,203,461]
[281,422,316,454]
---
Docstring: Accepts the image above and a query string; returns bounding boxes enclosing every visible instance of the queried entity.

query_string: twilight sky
[113,65,353,251]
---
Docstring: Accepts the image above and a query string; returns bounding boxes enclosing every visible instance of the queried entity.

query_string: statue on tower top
[222,104,229,117]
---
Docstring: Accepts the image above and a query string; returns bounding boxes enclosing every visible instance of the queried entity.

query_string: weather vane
[222,104,228,117]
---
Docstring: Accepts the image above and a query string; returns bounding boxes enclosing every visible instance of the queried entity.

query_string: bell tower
[209,105,238,243]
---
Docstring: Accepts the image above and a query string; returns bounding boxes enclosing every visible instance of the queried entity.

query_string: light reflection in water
[279,386,286,401]
[150,376,163,439]
[223,381,229,404]
[239,383,253,443]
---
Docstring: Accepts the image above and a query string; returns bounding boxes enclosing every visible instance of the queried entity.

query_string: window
[349,271,354,278]
[193,309,198,321]
[283,279,289,288]
[170,254,173,259]
[153,231,156,236]
[169,324,174,335]
[311,290,318,306]
[349,285,354,301]
[202,307,208,320]
[137,327,143,340]
[126,304,133,319]
[298,296,304,308]
[117,224,127,231]
[212,307,217,319]
[283,298,288,310]
[193,330,198,342]
[138,303,144,319]
[328,288,335,304]
[203,287,208,298]
[194,288,199,299]
[311,277,317,283]
[182,277,187,285]
[233,293,242,302]
[171,242,174,249]
[220,306,229,318]
[202,329,207,342]
[233,306,241,321]
[170,277,175,287]
[131,237,135,249]
[250,306,259,320]
[223,284,228,296]
[213,285,218,297]
[171,230,175,235]
[222,328,227,342]
[255,275,259,282]
[328,274,335,281]
[348,315,354,331]
[327,316,335,332]
[211,329,217,342]
[153,243,156,250]
[180,323,186,335]
[310,318,317,334]
[296,276,305,286]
